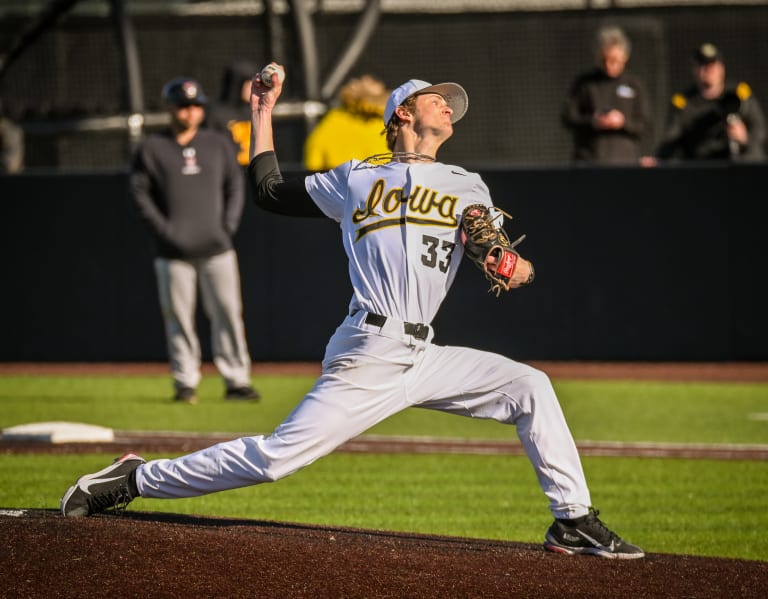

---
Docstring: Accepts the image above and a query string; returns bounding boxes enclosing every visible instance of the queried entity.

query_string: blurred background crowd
[1,0,767,173]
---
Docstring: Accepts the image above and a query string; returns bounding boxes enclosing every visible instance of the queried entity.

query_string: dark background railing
[1,3,767,170]
[2,165,766,362]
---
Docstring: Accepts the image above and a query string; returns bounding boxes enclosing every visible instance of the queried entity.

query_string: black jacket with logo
[656,81,766,161]
[562,67,653,164]
[131,128,245,259]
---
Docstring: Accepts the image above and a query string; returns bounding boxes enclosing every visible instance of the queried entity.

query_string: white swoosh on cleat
[79,475,124,495]
[576,530,614,551]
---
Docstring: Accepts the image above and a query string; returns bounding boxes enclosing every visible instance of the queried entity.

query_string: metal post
[109,0,144,154]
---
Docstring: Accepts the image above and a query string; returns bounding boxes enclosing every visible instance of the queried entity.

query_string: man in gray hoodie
[131,77,258,404]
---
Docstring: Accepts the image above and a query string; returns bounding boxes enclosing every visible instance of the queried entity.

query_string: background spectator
[562,25,652,165]
[131,77,259,404]
[303,74,390,171]
[207,60,257,166]
[655,43,766,162]
[0,98,24,173]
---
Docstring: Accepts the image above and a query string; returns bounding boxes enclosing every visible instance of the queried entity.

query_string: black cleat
[60,453,145,517]
[174,387,197,404]
[544,508,645,559]
[224,385,261,401]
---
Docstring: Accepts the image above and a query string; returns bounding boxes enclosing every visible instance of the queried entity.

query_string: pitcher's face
[412,92,454,138]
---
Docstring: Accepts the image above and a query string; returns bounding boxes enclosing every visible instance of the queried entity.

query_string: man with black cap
[655,43,766,161]
[130,77,259,404]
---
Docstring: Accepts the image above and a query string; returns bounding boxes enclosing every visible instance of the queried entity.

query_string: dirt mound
[2,509,766,598]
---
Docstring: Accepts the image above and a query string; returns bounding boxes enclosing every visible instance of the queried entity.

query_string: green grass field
[1,374,767,561]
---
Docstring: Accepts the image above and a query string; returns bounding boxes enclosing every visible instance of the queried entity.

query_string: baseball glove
[460,204,534,296]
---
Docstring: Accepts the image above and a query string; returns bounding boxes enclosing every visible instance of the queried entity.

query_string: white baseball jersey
[306,160,496,325]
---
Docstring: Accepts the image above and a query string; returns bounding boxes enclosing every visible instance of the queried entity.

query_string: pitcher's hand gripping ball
[260,63,285,88]
[461,204,534,296]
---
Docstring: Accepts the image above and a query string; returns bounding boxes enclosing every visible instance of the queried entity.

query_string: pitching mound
[2,509,766,598]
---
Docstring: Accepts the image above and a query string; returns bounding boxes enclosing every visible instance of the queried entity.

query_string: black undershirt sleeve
[247,151,325,217]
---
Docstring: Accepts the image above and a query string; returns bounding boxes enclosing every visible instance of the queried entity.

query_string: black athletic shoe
[174,387,197,404]
[60,453,145,517]
[224,385,260,401]
[544,508,645,559]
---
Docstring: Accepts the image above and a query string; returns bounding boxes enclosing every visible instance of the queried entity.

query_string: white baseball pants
[137,311,591,519]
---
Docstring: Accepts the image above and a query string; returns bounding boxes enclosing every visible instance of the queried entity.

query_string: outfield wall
[1,165,766,362]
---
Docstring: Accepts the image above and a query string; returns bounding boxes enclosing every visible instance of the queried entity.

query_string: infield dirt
[2,508,767,598]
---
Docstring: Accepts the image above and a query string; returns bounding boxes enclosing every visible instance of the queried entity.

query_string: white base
[1,421,114,444]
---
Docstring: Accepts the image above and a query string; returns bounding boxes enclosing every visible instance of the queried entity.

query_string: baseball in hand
[260,64,285,88]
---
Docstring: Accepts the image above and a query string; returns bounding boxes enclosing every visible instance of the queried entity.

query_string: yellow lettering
[352,179,385,223]
[408,187,458,224]
[383,188,402,213]
[353,179,458,237]
[409,187,438,215]
[438,195,458,220]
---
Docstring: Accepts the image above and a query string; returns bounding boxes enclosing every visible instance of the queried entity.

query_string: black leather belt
[364,312,430,341]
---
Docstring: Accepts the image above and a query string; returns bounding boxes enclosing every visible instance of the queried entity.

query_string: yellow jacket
[303,108,389,171]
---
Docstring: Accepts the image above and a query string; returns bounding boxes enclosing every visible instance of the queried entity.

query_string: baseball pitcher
[61,64,644,560]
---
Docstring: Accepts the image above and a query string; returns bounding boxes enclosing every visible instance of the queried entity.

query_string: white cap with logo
[383,79,469,126]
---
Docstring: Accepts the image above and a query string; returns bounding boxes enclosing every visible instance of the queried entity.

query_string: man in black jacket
[655,43,766,162]
[562,25,653,165]
[207,60,257,166]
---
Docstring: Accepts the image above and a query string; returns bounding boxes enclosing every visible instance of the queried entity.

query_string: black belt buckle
[405,322,429,341]
[365,312,429,341]
[364,312,387,327]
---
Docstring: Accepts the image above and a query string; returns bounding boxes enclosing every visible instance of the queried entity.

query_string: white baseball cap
[383,79,468,126]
